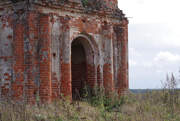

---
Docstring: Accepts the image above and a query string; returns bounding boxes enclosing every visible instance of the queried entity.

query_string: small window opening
[53,53,56,58]
[82,19,86,23]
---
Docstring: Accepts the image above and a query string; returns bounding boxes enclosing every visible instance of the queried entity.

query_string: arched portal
[71,36,95,100]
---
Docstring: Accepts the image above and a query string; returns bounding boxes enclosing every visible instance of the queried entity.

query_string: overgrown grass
[0,88,179,121]
[0,73,180,121]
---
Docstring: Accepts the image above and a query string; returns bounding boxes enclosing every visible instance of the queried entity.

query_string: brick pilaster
[39,14,52,103]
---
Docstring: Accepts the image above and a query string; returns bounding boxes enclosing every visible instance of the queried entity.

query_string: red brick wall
[39,14,52,103]
[86,64,96,88]
[11,22,25,100]
[60,63,72,98]
[51,72,59,100]
[24,12,39,103]
[103,64,114,93]
[0,2,128,102]
[114,20,129,94]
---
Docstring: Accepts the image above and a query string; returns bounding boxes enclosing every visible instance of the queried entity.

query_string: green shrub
[81,0,88,7]
[81,84,126,112]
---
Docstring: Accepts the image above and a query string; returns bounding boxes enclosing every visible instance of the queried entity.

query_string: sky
[118,0,180,89]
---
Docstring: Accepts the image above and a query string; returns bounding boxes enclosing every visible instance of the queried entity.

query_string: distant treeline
[130,89,180,94]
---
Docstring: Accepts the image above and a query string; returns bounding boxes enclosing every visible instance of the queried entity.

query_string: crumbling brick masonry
[0,0,128,103]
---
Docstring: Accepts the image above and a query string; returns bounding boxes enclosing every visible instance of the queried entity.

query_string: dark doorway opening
[71,39,87,100]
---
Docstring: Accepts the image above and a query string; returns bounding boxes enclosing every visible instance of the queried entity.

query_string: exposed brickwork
[0,0,128,103]
[24,12,39,104]
[12,22,25,100]
[86,64,96,87]
[60,63,72,98]
[103,64,114,93]
[113,20,129,94]
[38,14,52,103]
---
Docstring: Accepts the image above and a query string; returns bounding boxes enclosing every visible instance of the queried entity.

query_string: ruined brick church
[0,0,128,103]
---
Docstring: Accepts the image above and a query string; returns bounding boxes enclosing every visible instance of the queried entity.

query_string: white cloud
[118,0,180,88]
[154,51,180,62]
[128,48,180,88]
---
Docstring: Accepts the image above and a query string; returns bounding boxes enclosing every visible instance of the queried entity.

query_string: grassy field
[0,89,180,121]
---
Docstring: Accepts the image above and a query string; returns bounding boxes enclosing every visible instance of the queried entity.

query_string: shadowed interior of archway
[71,38,87,100]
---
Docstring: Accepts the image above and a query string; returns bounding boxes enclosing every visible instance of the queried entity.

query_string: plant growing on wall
[81,0,105,10]
[81,0,89,7]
